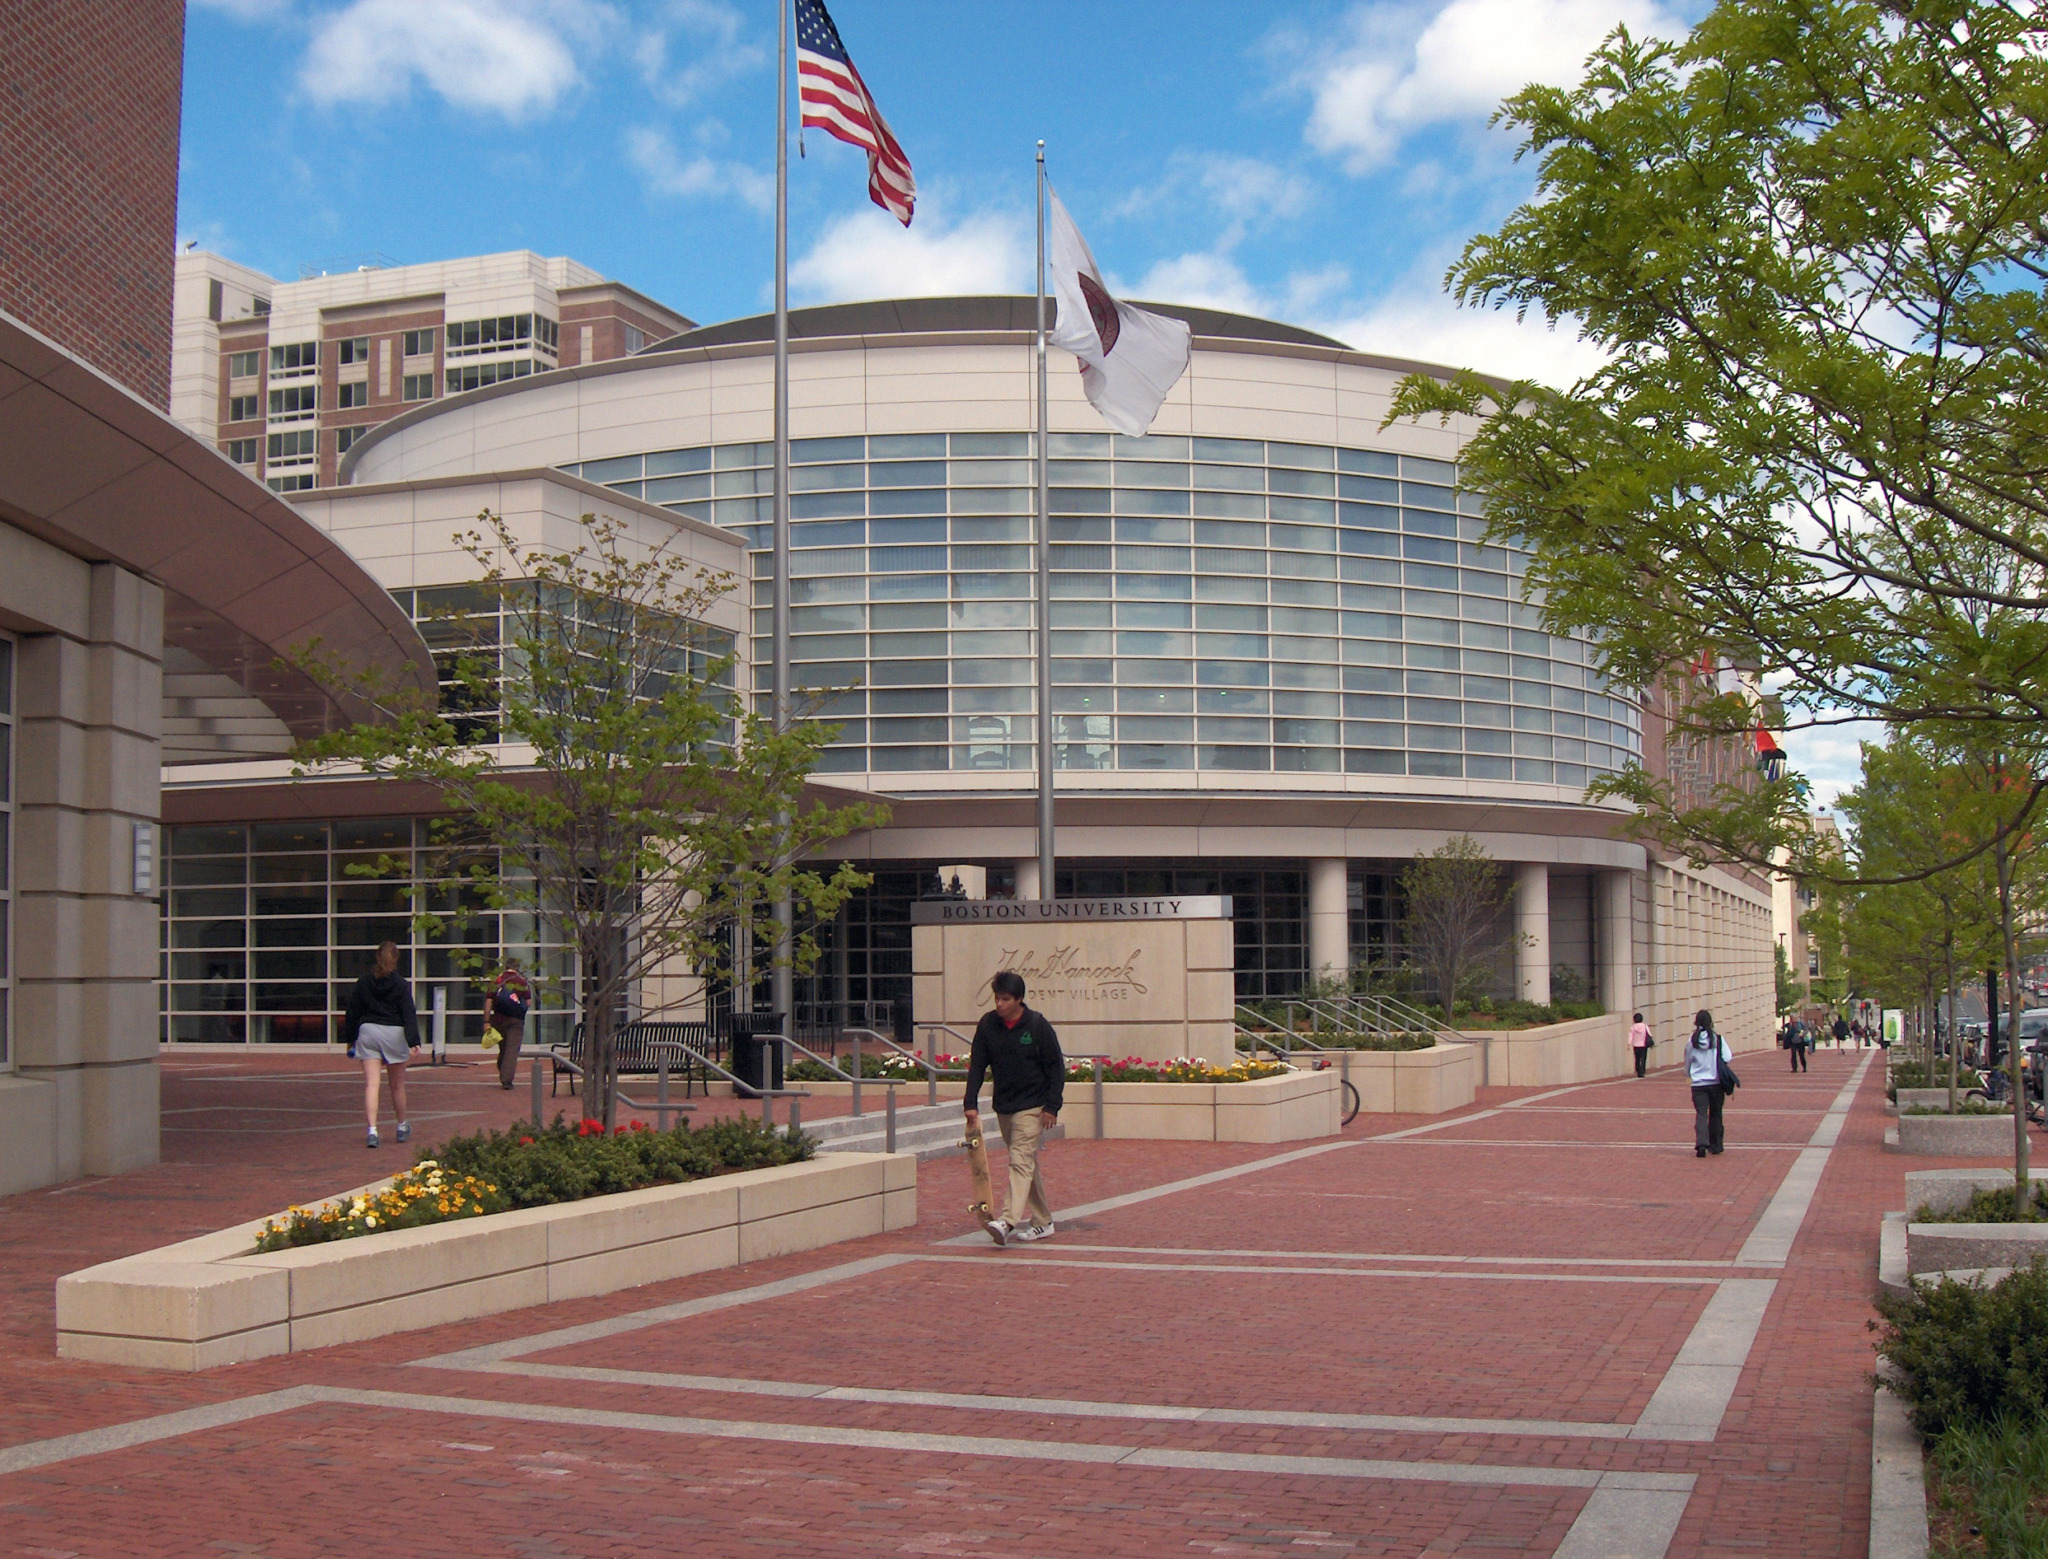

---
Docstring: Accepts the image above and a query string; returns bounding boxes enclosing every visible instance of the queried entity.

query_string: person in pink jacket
[1628,1012,1654,1078]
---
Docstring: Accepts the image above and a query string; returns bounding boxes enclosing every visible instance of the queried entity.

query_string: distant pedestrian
[1629,1012,1654,1078]
[489,957,533,1090]
[342,941,421,1149]
[1790,1021,1808,1073]
[963,970,1064,1247]
[1687,1008,1737,1158]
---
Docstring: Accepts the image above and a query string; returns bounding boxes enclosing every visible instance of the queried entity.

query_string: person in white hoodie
[1686,1009,1737,1158]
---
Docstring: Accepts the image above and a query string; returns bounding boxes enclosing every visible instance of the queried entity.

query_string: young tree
[1399,835,1520,1026]
[296,510,884,1125]
[1773,943,1800,1019]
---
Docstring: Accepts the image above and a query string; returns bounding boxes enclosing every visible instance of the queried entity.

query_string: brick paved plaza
[0,1045,1994,1556]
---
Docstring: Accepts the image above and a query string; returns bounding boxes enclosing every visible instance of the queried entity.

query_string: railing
[536,1037,812,1133]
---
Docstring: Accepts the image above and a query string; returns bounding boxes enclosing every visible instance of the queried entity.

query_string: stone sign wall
[911,898,1237,1066]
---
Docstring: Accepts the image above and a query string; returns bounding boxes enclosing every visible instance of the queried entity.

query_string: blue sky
[183,0,1880,803]
[179,0,1705,383]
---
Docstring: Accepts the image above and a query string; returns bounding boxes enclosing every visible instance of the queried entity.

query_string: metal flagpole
[771,0,794,1023]
[1034,142,1055,903]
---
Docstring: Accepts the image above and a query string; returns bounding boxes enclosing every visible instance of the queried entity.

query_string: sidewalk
[0,1048,1972,1555]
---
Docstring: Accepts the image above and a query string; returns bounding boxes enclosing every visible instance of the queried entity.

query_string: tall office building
[169,250,692,491]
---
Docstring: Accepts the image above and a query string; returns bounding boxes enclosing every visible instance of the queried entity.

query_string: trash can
[730,1014,786,1094]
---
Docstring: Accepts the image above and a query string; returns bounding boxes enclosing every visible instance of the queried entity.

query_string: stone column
[13,563,163,1179]
[1307,857,1349,985]
[1515,862,1551,1006]
[1014,856,1041,902]
[1596,870,1634,1017]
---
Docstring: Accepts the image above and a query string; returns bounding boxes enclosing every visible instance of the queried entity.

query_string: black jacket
[964,1006,1064,1117]
[342,971,422,1048]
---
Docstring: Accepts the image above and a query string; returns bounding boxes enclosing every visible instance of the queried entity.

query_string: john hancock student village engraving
[974,946,1148,1007]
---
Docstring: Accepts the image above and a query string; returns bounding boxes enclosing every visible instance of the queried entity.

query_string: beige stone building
[153,297,1774,1057]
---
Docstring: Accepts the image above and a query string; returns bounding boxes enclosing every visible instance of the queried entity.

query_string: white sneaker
[984,1217,1012,1247]
[1012,1221,1055,1243]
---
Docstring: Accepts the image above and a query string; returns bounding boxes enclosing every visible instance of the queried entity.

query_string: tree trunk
[581,925,619,1128]
[1944,935,1958,1115]
[1995,831,2031,1217]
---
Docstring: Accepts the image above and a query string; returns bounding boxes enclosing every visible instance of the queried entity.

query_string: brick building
[0,0,184,406]
[170,251,692,490]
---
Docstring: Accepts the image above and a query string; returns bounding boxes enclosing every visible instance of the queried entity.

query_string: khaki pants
[996,1110,1054,1227]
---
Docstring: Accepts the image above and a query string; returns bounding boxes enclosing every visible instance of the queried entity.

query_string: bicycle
[1306,1056,1362,1125]
[1963,1066,2047,1126]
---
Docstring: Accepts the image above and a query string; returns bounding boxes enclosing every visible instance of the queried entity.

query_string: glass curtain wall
[565,434,1641,782]
[160,818,578,1045]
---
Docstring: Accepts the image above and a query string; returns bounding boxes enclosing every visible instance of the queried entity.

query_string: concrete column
[1515,862,1551,1005]
[12,563,163,1180]
[1596,870,1634,1016]
[1308,857,1349,985]
[1014,856,1041,902]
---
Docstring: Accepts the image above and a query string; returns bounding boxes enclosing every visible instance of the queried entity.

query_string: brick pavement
[3,1046,2039,1555]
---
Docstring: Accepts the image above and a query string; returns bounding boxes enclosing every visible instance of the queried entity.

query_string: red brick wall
[0,0,185,407]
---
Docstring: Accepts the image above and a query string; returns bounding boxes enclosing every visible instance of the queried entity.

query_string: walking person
[1629,1012,1654,1078]
[342,941,421,1149]
[489,957,534,1090]
[1687,1008,1737,1158]
[963,970,1064,1247]
[1791,1021,1809,1073]
[1834,1014,1850,1051]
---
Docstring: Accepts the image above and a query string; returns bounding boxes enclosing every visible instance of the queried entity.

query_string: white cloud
[626,125,772,211]
[633,0,764,108]
[299,0,615,119]
[790,205,1027,305]
[1320,283,1604,385]
[1296,0,1688,171]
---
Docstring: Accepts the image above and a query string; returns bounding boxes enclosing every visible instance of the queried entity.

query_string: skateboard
[961,1121,995,1224]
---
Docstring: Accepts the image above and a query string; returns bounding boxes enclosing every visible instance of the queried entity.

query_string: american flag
[796,0,915,226]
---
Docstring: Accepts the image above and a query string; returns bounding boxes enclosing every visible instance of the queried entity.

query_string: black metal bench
[550,1020,718,1098]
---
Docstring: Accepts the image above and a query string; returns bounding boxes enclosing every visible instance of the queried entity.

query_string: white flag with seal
[1046,186,1191,437]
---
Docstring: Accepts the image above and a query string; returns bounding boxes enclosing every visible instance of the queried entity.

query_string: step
[805,1101,960,1144]
[816,1115,1065,1161]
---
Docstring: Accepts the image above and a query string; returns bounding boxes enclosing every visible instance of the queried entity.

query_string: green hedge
[432,1114,814,1210]
[1912,1186,2048,1225]
[1874,1260,2048,1437]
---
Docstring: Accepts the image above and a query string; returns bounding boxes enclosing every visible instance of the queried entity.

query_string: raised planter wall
[1904,1167,2048,1219]
[1906,1220,2048,1276]
[1057,1068,1343,1142]
[1895,1112,2020,1157]
[56,1154,916,1372]
[1463,1013,1630,1089]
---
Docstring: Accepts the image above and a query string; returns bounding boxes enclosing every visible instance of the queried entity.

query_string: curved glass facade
[564,431,1640,784]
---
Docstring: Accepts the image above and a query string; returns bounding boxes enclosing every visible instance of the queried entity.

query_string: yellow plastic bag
[480,1021,502,1051]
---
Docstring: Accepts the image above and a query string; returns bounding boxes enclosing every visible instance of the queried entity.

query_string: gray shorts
[355,1023,412,1064]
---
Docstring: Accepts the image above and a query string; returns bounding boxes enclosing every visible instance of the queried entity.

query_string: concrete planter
[1906,1219,2048,1276]
[1462,1014,1629,1088]
[1895,1112,2019,1157]
[1894,1088,1974,1112]
[1905,1167,2048,1218]
[55,1154,916,1372]
[1309,1042,1478,1116]
[1056,1068,1342,1142]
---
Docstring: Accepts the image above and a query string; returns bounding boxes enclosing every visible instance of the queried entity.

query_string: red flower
[518,1136,535,1146]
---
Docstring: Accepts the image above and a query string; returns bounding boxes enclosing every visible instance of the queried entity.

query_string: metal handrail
[778,1031,911,1122]
[645,1037,811,1131]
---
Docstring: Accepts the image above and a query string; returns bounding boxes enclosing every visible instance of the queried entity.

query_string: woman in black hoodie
[342,941,421,1149]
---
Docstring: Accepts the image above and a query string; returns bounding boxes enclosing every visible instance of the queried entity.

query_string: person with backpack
[342,941,421,1149]
[1686,1008,1737,1158]
[489,957,534,1090]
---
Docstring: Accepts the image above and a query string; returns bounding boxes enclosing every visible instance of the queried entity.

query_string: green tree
[1399,835,1521,1025]
[296,510,884,1124]
[1773,942,1800,1018]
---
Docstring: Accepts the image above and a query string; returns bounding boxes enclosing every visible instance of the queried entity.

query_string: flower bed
[1070,1055,1292,1083]
[253,1115,811,1252]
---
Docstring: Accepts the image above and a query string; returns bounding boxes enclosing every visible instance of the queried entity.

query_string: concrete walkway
[0,1046,1978,1555]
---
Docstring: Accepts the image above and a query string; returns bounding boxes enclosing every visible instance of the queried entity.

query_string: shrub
[787,1051,964,1083]
[1453,996,1603,1028]
[1873,1259,2048,1436]
[1889,1060,1984,1100]
[1912,1186,2048,1225]
[432,1114,813,1210]
[1236,1030,1435,1053]
[1902,1102,2010,1116]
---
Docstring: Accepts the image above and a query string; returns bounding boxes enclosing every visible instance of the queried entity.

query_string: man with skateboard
[963,970,1064,1246]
